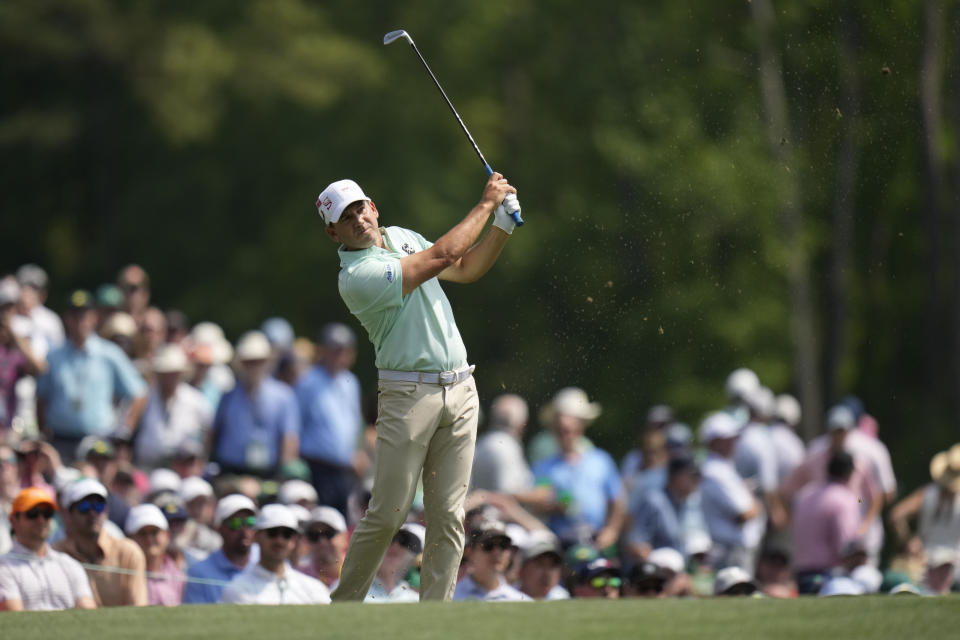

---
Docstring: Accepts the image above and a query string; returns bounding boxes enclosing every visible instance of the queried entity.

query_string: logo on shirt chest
[401,243,416,255]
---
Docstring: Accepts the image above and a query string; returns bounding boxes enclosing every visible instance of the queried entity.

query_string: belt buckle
[439,370,455,385]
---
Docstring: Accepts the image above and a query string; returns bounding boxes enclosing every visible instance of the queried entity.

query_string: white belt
[378,364,475,385]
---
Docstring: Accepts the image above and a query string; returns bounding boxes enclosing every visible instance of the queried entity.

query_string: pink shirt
[791,482,860,571]
[147,555,186,606]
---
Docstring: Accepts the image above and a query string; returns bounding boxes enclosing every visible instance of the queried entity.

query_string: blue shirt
[295,365,362,466]
[627,487,707,554]
[183,549,245,604]
[36,335,146,437]
[532,448,624,541]
[211,377,300,471]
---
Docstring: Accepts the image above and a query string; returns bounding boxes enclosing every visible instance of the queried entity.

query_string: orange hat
[12,487,57,515]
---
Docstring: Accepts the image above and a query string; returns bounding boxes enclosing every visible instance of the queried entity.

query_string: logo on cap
[320,197,332,212]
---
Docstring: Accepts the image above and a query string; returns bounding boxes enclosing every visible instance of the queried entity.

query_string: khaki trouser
[331,375,479,602]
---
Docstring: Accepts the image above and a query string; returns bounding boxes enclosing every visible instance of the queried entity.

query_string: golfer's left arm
[439,196,518,283]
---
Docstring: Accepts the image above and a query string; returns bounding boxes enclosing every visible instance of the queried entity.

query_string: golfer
[315,172,519,601]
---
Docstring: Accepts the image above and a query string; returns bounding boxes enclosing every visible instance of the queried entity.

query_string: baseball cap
[321,322,356,348]
[818,576,865,597]
[75,435,116,461]
[12,487,57,515]
[16,264,48,291]
[316,179,371,225]
[125,504,169,535]
[927,546,959,568]
[148,468,182,497]
[189,322,233,365]
[154,494,188,522]
[0,277,19,307]
[826,405,856,432]
[578,558,620,582]
[396,523,426,555]
[713,566,757,595]
[308,506,347,533]
[521,530,562,563]
[775,393,802,426]
[287,504,311,527]
[700,411,742,442]
[469,519,511,546]
[685,530,712,557]
[278,479,318,506]
[95,283,124,309]
[64,289,94,312]
[648,547,685,575]
[646,404,674,425]
[61,478,108,509]
[100,312,138,339]
[179,476,214,504]
[261,317,295,350]
[256,503,299,531]
[725,367,760,402]
[152,344,190,374]
[214,494,258,527]
[236,330,271,361]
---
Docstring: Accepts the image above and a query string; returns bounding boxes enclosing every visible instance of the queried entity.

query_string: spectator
[734,386,784,530]
[1,281,46,430]
[125,503,185,606]
[647,546,693,597]
[0,442,17,554]
[0,487,95,611]
[36,290,147,462]
[625,453,707,563]
[713,565,758,596]
[117,265,150,324]
[454,520,530,601]
[183,494,257,604]
[527,387,595,466]
[517,530,569,600]
[471,394,533,494]
[185,321,235,407]
[165,310,190,346]
[770,393,805,485]
[222,504,331,604]
[54,478,148,606]
[74,436,130,533]
[365,523,423,603]
[134,344,213,468]
[299,506,349,589]
[99,312,138,358]
[15,264,65,349]
[178,477,221,560]
[530,387,625,549]
[923,546,958,595]
[699,411,763,574]
[755,546,797,598]
[569,558,621,599]
[295,323,362,516]
[12,439,58,502]
[210,331,300,477]
[791,450,861,594]
[169,440,207,480]
[622,561,665,598]
[620,404,674,489]
[94,284,124,334]
[724,367,760,424]
[888,444,960,558]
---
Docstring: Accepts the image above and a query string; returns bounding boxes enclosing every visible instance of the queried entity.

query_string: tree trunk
[952,3,960,423]
[750,0,822,440]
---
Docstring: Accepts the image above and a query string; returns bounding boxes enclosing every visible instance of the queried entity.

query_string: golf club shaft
[402,38,524,226]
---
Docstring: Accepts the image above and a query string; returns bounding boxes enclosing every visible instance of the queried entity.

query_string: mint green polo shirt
[337,226,469,372]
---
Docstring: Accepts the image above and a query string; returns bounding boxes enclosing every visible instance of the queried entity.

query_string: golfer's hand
[481,172,516,210]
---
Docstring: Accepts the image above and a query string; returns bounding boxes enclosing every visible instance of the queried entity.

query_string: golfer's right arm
[399,172,515,296]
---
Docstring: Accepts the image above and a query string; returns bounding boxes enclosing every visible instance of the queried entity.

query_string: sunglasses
[225,515,258,531]
[590,576,622,590]
[23,506,56,520]
[480,539,512,552]
[306,528,337,543]
[74,499,106,515]
[264,528,297,540]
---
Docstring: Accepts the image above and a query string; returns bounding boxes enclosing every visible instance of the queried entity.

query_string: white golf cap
[520,530,562,563]
[278,480,318,506]
[744,385,775,417]
[316,179,371,225]
[818,576,865,597]
[684,530,712,557]
[725,367,760,402]
[850,564,883,593]
[214,494,258,527]
[648,547,685,575]
[927,545,959,568]
[504,523,530,549]
[149,468,182,496]
[235,330,272,361]
[152,343,190,374]
[700,411,743,443]
[256,503,299,531]
[775,393,802,427]
[826,405,856,432]
[713,566,756,595]
[189,321,233,365]
[308,506,347,533]
[125,503,169,535]
[287,504,311,526]
[179,477,214,504]
[61,477,108,509]
[398,522,426,555]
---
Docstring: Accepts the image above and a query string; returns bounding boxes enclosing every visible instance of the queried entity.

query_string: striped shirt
[0,541,93,610]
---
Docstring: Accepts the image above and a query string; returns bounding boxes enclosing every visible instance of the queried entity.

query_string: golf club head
[383,30,413,46]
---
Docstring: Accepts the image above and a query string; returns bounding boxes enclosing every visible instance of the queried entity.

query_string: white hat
[61,478,108,509]
[278,480,318,506]
[308,506,347,533]
[520,529,562,563]
[125,503,169,535]
[819,576,865,597]
[316,179,371,225]
[398,522,426,555]
[235,330,271,361]
[700,411,743,443]
[149,468,182,496]
[152,343,190,374]
[214,494,258,527]
[850,565,883,593]
[0,276,20,307]
[539,387,602,426]
[684,530,712,557]
[648,547,685,575]
[287,504,311,527]
[101,312,138,339]
[826,405,856,432]
[256,503,299,531]
[504,523,530,550]
[927,546,959,568]
[744,386,775,418]
[179,477,214,504]
[725,368,760,402]
[713,566,757,595]
[16,264,49,291]
[775,393,802,427]
[189,322,233,365]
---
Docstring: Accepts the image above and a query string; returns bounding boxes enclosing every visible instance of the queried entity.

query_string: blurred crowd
[1,263,959,610]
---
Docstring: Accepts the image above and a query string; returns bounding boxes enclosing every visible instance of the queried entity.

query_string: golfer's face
[332,201,380,249]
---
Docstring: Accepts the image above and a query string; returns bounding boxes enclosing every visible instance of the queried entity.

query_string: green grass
[2,596,958,640]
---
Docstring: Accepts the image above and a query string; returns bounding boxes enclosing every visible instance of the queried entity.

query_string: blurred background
[1,0,958,490]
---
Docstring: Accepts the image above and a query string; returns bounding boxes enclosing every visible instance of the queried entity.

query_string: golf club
[383,29,524,226]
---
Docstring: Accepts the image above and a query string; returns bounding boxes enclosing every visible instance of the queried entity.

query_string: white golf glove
[493,193,521,235]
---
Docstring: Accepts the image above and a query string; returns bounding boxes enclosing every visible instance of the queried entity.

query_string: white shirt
[364,576,419,603]
[31,305,65,349]
[768,422,806,484]
[733,422,778,494]
[471,430,533,493]
[222,562,331,605]
[918,483,960,552]
[453,575,532,602]
[0,541,93,610]
[135,383,213,467]
[700,453,763,549]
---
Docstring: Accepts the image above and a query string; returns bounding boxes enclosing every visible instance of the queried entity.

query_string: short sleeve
[602,453,625,501]
[339,256,403,314]
[280,387,301,436]
[0,562,22,603]
[63,555,94,601]
[109,346,147,400]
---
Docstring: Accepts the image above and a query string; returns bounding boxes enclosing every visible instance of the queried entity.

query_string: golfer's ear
[325,225,340,243]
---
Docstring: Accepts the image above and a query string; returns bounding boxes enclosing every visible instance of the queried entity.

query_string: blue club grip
[484,164,525,227]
